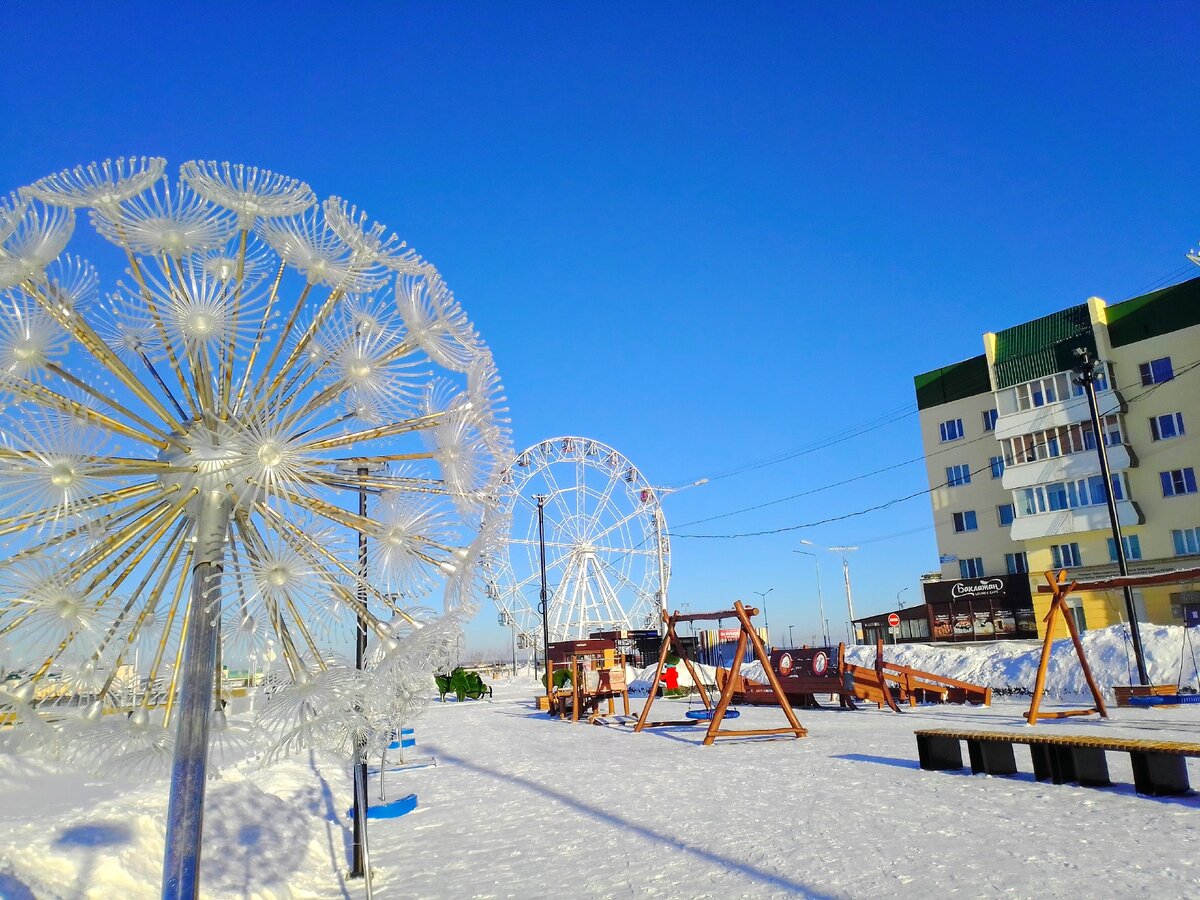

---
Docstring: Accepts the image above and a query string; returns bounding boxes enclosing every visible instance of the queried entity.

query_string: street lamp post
[829,546,859,641]
[1073,348,1148,686]
[649,478,709,632]
[796,543,828,646]
[535,495,552,700]
[788,624,795,648]
[897,587,909,609]
[752,588,774,646]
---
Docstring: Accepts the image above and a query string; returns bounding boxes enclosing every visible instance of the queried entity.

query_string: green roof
[914,355,990,410]
[1107,275,1200,347]
[992,304,1095,390]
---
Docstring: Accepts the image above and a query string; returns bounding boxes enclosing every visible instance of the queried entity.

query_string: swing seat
[685,708,740,721]
[1129,694,1200,706]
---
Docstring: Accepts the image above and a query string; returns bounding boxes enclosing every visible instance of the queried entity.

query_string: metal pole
[1074,349,1149,685]
[795,551,828,646]
[753,589,773,646]
[511,617,517,677]
[350,467,371,882]
[788,624,794,648]
[162,490,231,900]
[654,506,669,635]
[840,555,856,621]
[536,496,552,700]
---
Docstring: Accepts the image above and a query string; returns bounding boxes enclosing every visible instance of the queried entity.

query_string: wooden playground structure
[1025,569,1109,726]
[728,639,990,711]
[543,639,631,723]
[634,600,807,745]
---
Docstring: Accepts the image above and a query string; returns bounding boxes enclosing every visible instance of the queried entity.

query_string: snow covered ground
[3,626,1200,898]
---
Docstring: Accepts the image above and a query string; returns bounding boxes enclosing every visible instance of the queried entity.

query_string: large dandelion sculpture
[0,158,510,892]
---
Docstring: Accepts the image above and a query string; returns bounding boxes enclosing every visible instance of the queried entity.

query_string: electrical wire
[671,353,1200,540]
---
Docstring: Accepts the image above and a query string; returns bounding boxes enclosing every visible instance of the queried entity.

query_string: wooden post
[634,616,675,732]
[1026,570,1108,725]
[703,626,748,745]
[734,600,807,736]
[1058,583,1109,719]
[876,637,900,713]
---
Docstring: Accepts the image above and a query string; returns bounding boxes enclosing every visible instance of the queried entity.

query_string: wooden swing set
[634,600,807,745]
[1025,569,1109,726]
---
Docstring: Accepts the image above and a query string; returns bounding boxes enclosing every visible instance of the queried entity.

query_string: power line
[672,354,1200,540]
[669,402,915,487]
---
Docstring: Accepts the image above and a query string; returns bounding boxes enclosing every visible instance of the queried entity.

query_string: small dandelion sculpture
[0,158,511,893]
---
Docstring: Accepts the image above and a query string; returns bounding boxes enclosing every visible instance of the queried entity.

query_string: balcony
[1009,500,1143,541]
[994,386,1124,442]
[1001,443,1134,491]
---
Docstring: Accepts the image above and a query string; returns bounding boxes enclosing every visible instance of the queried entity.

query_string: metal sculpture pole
[162,490,232,899]
[351,465,372,883]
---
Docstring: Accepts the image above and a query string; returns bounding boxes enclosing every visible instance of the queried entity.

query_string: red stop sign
[887,613,900,627]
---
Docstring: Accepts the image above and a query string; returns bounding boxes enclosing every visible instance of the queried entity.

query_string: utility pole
[830,546,859,637]
[1073,348,1148,685]
[897,587,909,609]
[788,624,795,648]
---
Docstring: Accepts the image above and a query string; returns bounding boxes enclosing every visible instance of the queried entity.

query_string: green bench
[915,728,1200,797]
[435,668,493,702]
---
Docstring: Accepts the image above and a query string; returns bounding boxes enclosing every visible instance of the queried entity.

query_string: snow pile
[846,623,1199,697]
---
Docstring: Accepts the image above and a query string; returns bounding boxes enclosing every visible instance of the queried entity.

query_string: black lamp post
[1073,348,1148,685]
[535,495,552,700]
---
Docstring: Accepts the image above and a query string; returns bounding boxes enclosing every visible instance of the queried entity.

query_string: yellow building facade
[915,277,1200,638]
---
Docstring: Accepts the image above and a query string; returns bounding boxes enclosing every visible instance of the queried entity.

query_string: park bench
[915,728,1200,797]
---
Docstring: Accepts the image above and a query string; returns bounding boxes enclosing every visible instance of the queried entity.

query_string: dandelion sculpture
[0,158,510,894]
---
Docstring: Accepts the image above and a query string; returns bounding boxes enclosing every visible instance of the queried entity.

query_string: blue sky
[3,4,1198,653]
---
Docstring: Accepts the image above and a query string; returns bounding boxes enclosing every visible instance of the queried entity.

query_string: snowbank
[846,623,1198,697]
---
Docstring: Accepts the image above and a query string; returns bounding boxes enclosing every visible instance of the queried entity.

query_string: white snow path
[4,646,1200,898]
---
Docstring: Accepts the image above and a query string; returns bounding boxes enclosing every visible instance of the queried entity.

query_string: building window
[959,557,985,579]
[952,510,978,532]
[1161,467,1198,497]
[1005,552,1028,575]
[1150,412,1185,442]
[982,409,998,432]
[990,456,1005,479]
[1107,535,1142,562]
[1174,527,1200,556]
[939,418,964,442]
[1016,474,1126,517]
[997,503,1015,526]
[946,464,971,487]
[1139,356,1174,386]
[1051,543,1083,568]
[1001,416,1121,466]
[1066,597,1087,632]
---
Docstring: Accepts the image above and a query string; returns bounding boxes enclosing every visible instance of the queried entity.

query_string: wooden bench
[915,728,1200,797]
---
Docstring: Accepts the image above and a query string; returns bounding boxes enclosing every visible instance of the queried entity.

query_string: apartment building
[913,275,1200,638]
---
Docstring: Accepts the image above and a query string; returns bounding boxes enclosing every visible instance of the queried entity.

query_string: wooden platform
[915,728,1200,796]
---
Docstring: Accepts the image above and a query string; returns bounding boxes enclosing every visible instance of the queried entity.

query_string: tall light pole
[788,624,795,648]
[649,478,709,632]
[796,543,828,646]
[535,495,552,700]
[829,546,859,640]
[896,587,909,609]
[1073,348,1148,686]
[752,588,774,646]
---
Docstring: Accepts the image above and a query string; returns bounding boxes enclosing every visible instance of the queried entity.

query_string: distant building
[913,276,1200,638]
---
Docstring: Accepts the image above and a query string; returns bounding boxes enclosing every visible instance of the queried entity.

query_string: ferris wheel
[491,437,668,644]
